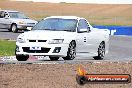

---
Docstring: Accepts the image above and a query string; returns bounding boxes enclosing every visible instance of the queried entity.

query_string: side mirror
[5,15,9,19]
[78,27,91,33]
[79,29,88,33]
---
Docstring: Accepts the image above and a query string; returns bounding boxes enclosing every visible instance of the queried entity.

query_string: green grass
[0,40,16,56]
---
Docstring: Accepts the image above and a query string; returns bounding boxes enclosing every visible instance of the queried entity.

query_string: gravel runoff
[0,61,132,88]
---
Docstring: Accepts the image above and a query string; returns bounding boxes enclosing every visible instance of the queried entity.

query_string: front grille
[28,40,47,42]
[38,40,47,42]
[29,40,36,42]
[22,47,50,53]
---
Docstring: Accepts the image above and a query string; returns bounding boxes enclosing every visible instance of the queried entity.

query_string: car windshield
[9,12,29,19]
[32,18,77,32]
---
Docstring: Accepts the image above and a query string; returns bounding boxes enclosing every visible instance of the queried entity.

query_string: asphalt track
[0,28,132,64]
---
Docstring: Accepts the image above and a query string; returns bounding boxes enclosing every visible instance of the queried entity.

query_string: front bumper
[16,42,69,57]
[17,24,36,30]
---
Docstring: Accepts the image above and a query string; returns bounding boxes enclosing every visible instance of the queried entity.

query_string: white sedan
[0,10,37,33]
[15,16,109,61]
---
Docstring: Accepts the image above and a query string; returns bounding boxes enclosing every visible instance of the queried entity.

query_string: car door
[76,19,98,54]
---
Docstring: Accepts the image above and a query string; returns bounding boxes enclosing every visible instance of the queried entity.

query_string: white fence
[10,0,132,4]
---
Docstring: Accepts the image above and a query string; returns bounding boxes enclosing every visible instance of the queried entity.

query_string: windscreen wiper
[63,30,74,32]
[37,29,56,31]
[44,29,56,31]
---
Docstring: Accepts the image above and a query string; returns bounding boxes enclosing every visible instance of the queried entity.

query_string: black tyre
[93,42,105,60]
[16,55,29,61]
[11,24,18,33]
[63,41,76,60]
[49,56,59,61]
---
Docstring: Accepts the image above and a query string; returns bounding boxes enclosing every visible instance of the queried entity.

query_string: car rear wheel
[16,55,29,61]
[63,41,76,60]
[93,42,105,60]
[49,56,59,61]
[11,24,18,33]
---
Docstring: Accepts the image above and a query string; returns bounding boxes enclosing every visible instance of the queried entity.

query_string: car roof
[0,10,19,13]
[45,16,84,20]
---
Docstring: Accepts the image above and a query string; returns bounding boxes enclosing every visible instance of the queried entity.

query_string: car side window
[0,11,5,18]
[78,19,90,32]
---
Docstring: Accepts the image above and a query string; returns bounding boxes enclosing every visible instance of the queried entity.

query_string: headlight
[48,39,64,44]
[18,21,25,24]
[17,38,26,43]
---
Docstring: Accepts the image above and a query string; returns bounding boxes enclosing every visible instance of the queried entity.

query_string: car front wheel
[63,41,76,60]
[16,55,29,61]
[93,42,105,60]
[11,24,18,33]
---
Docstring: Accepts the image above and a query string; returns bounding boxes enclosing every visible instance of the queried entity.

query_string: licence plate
[30,46,41,50]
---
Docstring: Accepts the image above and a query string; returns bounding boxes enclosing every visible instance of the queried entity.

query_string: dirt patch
[0,1,132,25]
[0,62,132,88]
